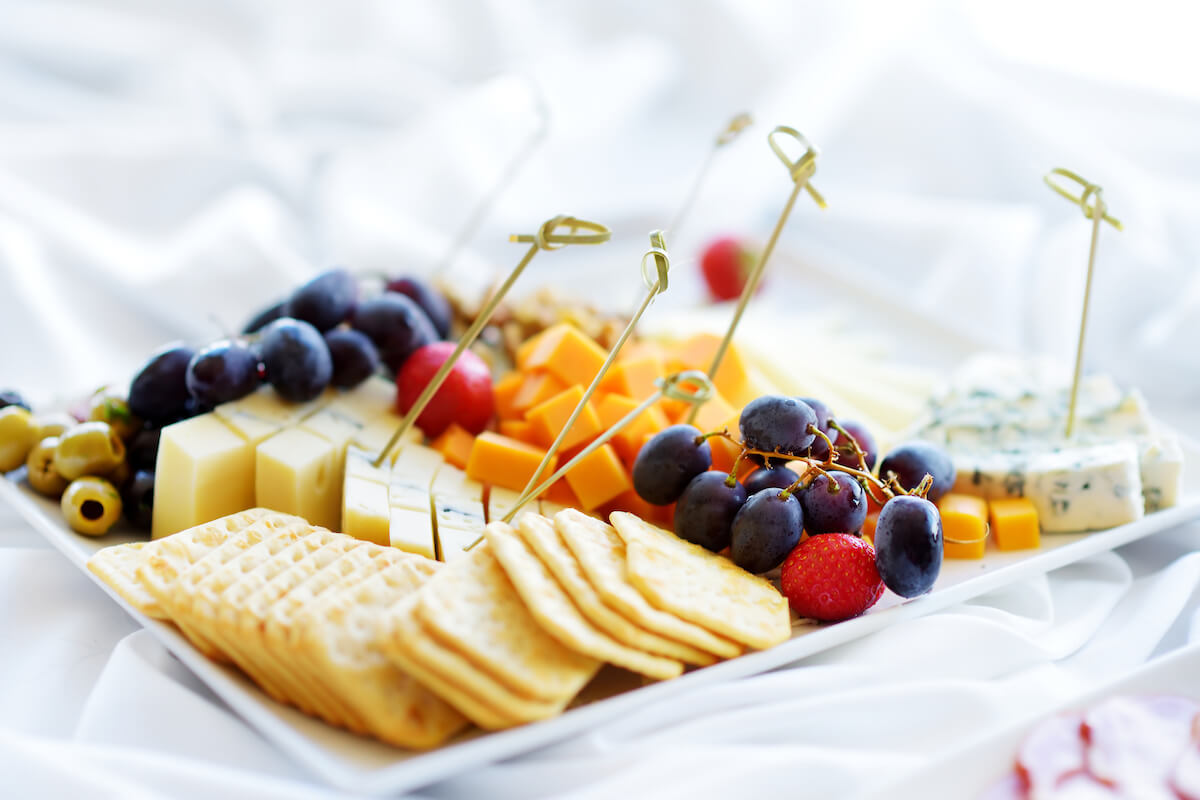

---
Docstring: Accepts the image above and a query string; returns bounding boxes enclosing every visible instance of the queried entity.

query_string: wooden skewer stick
[372,215,611,467]
[432,83,551,277]
[515,230,673,504]
[686,125,827,424]
[667,112,753,237]
[463,370,716,550]
[1043,168,1123,438]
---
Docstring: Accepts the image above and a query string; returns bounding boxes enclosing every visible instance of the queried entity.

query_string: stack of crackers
[86,506,792,748]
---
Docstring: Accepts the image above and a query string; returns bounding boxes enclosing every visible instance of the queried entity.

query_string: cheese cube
[564,443,631,511]
[466,432,554,493]
[526,385,603,451]
[344,446,389,485]
[351,411,418,463]
[432,423,475,470]
[596,394,670,466]
[989,498,1040,551]
[668,333,758,408]
[389,506,436,560]
[937,493,988,559]
[152,414,256,539]
[213,386,329,439]
[386,444,442,558]
[499,419,539,445]
[328,376,395,421]
[517,323,608,387]
[255,428,343,530]
[511,372,567,416]
[492,372,524,421]
[676,390,738,432]
[431,465,485,562]
[598,355,663,401]
[342,477,390,546]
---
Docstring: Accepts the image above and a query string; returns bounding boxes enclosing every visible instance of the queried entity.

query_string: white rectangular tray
[5,449,1200,795]
[855,640,1200,800]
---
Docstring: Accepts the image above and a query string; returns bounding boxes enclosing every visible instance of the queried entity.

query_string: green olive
[87,393,142,441]
[26,436,68,497]
[54,421,126,481]
[61,477,122,536]
[33,413,76,441]
[0,406,38,473]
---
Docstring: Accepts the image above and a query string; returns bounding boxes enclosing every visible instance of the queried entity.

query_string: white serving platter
[5,450,1200,795]
[854,640,1200,800]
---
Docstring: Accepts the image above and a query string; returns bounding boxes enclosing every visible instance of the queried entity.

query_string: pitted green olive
[54,421,126,481]
[33,413,75,441]
[61,477,122,536]
[87,393,142,441]
[0,406,38,473]
[26,436,68,497]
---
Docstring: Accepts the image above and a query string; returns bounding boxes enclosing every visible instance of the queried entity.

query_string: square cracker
[412,544,600,703]
[610,512,792,650]
[484,520,683,681]
[384,595,559,730]
[554,509,744,660]
[88,508,272,619]
[295,557,469,749]
[516,514,718,667]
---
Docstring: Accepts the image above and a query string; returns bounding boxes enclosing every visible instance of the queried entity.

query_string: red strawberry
[780,533,884,621]
[700,236,760,301]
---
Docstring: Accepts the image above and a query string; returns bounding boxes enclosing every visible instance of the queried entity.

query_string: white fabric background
[2,1,1200,797]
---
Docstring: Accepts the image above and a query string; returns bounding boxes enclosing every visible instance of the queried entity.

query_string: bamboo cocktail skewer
[1043,168,1123,438]
[373,216,611,467]
[686,125,826,424]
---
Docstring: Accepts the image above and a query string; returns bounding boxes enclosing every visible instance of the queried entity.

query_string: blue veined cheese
[953,442,1144,532]
[387,443,443,559]
[430,465,485,563]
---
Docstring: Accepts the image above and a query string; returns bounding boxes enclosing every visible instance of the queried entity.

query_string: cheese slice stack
[911,354,1184,532]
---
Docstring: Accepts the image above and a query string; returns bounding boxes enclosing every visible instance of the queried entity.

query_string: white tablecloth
[3,1,1200,797]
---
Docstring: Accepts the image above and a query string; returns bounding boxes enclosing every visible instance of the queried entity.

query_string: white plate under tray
[4,439,1200,796]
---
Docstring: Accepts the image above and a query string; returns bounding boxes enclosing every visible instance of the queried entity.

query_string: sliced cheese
[387,443,443,558]
[152,414,256,539]
[255,427,343,530]
[430,464,485,563]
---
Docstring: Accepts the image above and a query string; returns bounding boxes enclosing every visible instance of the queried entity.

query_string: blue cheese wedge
[913,355,1182,531]
[387,443,442,559]
[429,465,485,563]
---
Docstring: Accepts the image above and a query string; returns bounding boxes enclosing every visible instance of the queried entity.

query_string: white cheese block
[341,477,390,546]
[953,442,1144,532]
[343,446,389,485]
[430,465,485,562]
[255,427,343,530]
[487,486,524,525]
[152,414,256,539]
[351,410,419,462]
[387,444,443,558]
[213,386,329,441]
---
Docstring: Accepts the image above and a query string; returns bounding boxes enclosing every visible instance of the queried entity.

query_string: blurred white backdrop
[3,3,1200,798]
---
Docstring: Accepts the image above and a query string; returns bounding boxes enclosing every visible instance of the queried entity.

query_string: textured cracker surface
[485,521,683,681]
[555,510,743,659]
[297,559,468,749]
[517,514,717,667]
[611,512,791,650]
[414,545,600,702]
[86,542,157,616]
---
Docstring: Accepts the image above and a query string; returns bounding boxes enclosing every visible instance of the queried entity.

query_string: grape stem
[827,419,868,472]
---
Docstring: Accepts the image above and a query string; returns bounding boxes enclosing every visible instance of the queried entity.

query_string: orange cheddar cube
[492,372,524,420]
[862,510,879,543]
[672,390,738,433]
[709,413,747,474]
[593,395,669,466]
[601,488,662,523]
[525,384,603,451]
[668,333,758,408]
[541,476,581,508]
[499,419,539,446]
[518,323,608,388]
[598,355,664,401]
[617,340,668,363]
[431,423,475,470]
[511,371,567,416]
[989,497,1040,551]
[564,443,632,511]
[466,432,555,493]
[938,493,988,559]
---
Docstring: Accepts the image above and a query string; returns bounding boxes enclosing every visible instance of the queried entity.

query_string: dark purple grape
[674,471,747,552]
[879,442,956,502]
[730,487,804,573]
[260,318,332,402]
[350,292,439,373]
[285,268,358,333]
[387,276,453,339]
[0,390,31,412]
[796,397,831,430]
[799,471,867,535]
[128,344,196,425]
[126,427,161,472]
[122,470,155,530]
[833,419,878,471]
[744,465,800,495]
[241,300,285,334]
[632,425,712,505]
[324,329,380,389]
[185,340,260,408]
[740,396,818,466]
[874,495,942,597]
